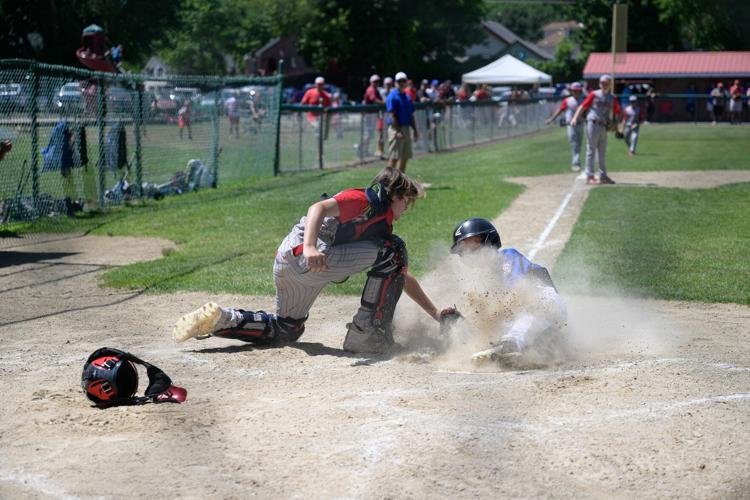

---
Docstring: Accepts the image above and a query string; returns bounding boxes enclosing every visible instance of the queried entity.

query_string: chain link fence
[278,98,558,172]
[0,59,281,227]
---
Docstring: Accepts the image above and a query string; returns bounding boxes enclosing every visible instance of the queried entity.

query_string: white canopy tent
[462,54,552,85]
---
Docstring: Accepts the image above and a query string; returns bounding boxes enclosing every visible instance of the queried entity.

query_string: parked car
[106,86,133,113]
[199,88,237,108]
[55,82,84,111]
[170,87,201,106]
[153,86,178,113]
[490,86,512,102]
[0,83,28,111]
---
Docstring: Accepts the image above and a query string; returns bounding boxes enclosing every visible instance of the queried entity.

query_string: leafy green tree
[653,0,750,50]
[568,0,750,57]
[528,38,585,84]
[484,2,562,42]
[297,0,486,83]
[0,0,181,67]
[158,0,310,74]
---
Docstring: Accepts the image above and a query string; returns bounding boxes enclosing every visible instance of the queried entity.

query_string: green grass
[7,123,750,302]
[555,182,750,304]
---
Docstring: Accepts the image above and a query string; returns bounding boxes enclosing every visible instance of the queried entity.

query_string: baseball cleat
[599,175,616,185]
[571,165,581,172]
[586,175,600,185]
[343,322,397,354]
[173,302,223,342]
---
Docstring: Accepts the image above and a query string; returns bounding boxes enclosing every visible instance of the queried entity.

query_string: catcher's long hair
[372,167,425,207]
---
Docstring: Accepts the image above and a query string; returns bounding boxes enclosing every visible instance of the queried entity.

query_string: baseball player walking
[622,95,643,156]
[173,167,452,354]
[571,74,621,185]
[546,82,585,172]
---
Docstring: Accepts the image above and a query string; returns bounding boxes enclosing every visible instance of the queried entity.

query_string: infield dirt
[1,171,749,499]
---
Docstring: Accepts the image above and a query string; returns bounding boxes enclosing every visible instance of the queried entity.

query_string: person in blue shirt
[449,218,568,366]
[386,71,419,172]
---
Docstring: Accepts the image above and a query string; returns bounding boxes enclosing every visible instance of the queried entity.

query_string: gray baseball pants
[625,126,639,153]
[567,124,583,168]
[585,121,608,177]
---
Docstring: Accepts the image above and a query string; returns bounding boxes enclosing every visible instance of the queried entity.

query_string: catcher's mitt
[614,130,624,139]
[438,306,462,336]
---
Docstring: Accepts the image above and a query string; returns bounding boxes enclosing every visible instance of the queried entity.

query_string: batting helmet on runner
[450,218,501,254]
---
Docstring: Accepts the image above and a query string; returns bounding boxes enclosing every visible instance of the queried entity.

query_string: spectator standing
[545,82,585,171]
[110,44,123,69]
[622,95,644,156]
[405,80,418,103]
[225,93,240,139]
[178,100,192,140]
[710,82,726,124]
[729,80,743,124]
[361,74,384,157]
[457,83,470,102]
[645,87,657,124]
[380,77,394,101]
[571,74,621,185]
[472,84,490,101]
[301,76,332,127]
[686,84,697,123]
[386,72,418,172]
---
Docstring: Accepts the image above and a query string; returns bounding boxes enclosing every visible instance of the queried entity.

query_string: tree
[158,0,311,74]
[484,2,562,42]
[528,38,585,84]
[568,0,750,57]
[296,0,486,85]
[0,0,182,67]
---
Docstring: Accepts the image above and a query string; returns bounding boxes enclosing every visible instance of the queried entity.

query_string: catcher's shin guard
[343,237,407,353]
[214,311,307,344]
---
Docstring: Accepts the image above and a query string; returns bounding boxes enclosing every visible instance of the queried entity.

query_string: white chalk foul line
[527,189,574,261]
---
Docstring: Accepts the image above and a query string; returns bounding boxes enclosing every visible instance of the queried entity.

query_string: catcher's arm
[404,272,440,321]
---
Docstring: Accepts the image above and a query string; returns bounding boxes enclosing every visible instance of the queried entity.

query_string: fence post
[29,63,40,215]
[96,77,106,208]
[471,104,476,145]
[133,82,143,198]
[211,78,221,187]
[297,112,303,170]
[358,112,365,164]
[490,103,495,140]
[318,108,324,170]
[448,104,454,149]
[273,59,284,176]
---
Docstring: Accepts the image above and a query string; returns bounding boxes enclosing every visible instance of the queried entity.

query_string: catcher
[446,218,567,366]
[173,167,453,354]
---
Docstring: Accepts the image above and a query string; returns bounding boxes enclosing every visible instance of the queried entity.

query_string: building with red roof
[583,51,750,121]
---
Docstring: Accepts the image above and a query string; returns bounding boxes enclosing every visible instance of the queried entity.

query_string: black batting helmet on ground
[451,218,501,253]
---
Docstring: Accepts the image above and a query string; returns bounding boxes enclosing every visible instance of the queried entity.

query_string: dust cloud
[394,244,683,370]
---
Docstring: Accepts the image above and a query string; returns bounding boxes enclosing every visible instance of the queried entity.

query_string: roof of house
[541,21,579,33]
[482,20,553,60]
[583,51,750,78]
[538,21,579,51]
[254,37,282,57]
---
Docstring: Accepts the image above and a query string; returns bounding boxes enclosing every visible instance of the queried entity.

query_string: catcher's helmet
[81,347,187,407]
[451,218,501,253]
[81,352,139,405]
